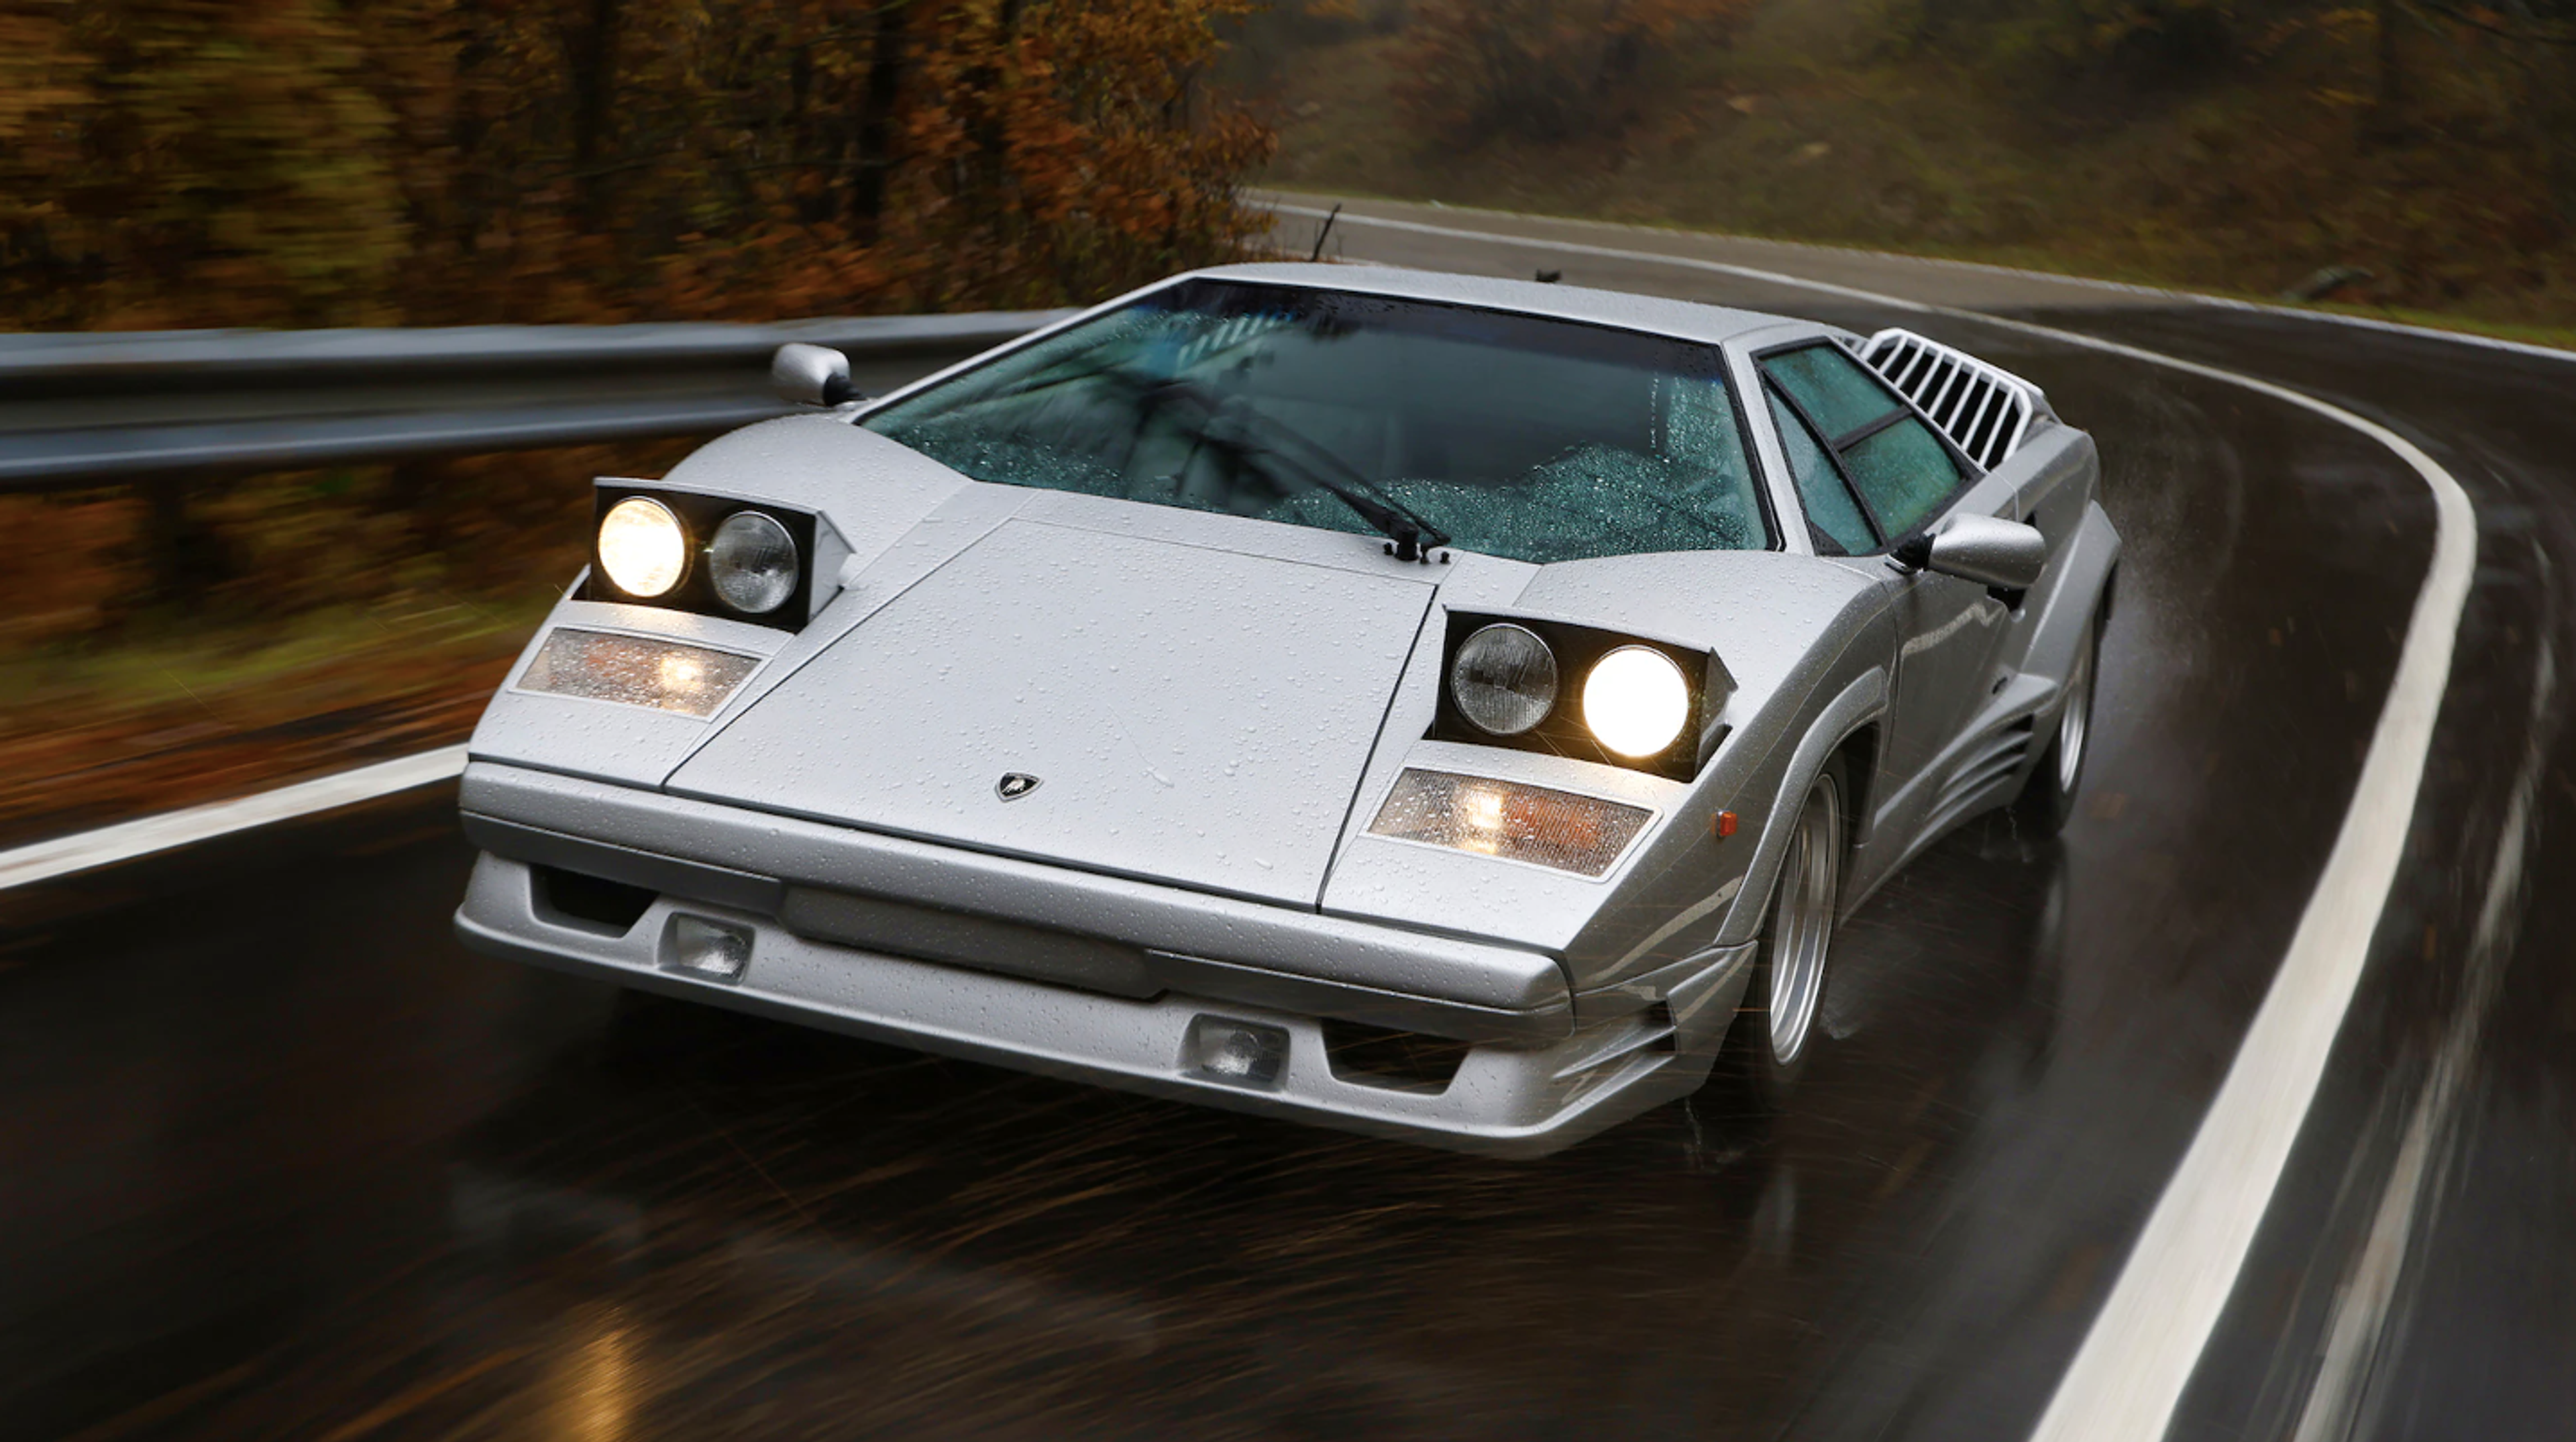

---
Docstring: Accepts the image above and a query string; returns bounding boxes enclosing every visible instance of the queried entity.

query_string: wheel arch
[1829,723,1880,857]
[1715,667,1887,948]
[2017,500,2121,692]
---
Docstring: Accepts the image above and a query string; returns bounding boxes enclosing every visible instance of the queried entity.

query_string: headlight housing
[1430,611,1729,780]
[585,486,820,631]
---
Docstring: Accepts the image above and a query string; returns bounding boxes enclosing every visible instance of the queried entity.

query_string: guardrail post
[141,480,231,610]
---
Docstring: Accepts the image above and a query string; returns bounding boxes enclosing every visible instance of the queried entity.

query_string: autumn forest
[0,0,1275,331]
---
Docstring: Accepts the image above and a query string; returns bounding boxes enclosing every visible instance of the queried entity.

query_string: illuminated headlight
[517,628,759,717]
[706,511,801,615]
[1367,768,1652,877]
[1583,647,1691,758]
[1448,623,1558,736]
[596,497,688,599]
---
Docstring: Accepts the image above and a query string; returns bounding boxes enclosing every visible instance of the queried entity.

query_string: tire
[1720,754,1849,1109]
[2014,603,2103,837]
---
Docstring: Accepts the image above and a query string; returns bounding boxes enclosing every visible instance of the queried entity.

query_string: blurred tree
[2,0,411,328]
[0,0,1273,331]
[1393,0,1757,144]
[0,0,1273,617]
[891,0,1274,308]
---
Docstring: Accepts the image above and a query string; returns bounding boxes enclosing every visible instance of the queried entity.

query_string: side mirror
[771,343,856,407]
[1901,514,2047,590]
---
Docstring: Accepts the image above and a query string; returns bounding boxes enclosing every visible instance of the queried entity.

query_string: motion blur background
[1,0,2569,841]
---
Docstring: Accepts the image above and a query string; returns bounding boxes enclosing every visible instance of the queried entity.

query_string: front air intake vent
[532,865,657,935]
[1322,1020,1473,1094]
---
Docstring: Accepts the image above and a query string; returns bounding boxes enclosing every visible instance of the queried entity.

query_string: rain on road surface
[3,199,2569,1441]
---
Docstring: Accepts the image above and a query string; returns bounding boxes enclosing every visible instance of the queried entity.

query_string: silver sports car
[452,263,2118,1157]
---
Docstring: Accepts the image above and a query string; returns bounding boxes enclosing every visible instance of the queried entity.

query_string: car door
[1756,342,2009,807]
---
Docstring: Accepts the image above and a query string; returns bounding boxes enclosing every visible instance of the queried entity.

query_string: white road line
[1273,201,2479,1442]
[1265,194,2576,365]
[0,744,470,893]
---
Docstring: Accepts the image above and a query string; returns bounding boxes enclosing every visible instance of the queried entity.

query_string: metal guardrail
[0,311,1073,491]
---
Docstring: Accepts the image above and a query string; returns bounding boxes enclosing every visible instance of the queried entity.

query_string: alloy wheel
[1768,775,1842,1067]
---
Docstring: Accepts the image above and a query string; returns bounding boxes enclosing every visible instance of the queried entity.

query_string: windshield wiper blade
[1131,373,1452,561]
[968,360,1452,560]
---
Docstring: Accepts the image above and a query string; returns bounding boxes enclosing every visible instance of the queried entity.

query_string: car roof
[1177,262,1808,349]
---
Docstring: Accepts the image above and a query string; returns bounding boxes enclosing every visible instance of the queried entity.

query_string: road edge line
[0,744,471,893]
[1276,201,2479,1442]
[1264,193,2576,366]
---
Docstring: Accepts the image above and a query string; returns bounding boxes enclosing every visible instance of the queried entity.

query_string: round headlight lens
[1583,646,1691,758]
[597,497,687,599]
[1450,623,1558,736]
[706,511,800,615]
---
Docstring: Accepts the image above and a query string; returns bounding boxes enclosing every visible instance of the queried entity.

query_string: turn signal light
[1367,768,1652,877]
[517,628,759,717]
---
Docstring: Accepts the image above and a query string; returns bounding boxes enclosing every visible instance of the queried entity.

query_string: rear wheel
[2015,605,2102,837]
[1722,756,1847,1108]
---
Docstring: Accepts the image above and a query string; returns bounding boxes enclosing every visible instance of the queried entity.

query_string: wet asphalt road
[3,203,2570,1440]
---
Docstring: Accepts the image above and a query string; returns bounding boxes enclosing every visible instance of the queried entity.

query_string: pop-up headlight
[586,484,820,629]
[1432,612,1730,780]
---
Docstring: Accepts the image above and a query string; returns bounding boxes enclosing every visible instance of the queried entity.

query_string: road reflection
[434,817,2074,1437]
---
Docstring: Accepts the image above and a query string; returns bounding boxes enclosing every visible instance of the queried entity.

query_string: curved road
[1,199,2567,1441]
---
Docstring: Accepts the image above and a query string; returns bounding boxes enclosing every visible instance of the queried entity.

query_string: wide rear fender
[2013,499,2122,690]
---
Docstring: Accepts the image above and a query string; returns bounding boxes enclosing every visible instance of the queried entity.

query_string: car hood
[667,516,1438,907]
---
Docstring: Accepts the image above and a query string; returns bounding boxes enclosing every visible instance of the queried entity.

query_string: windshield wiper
[979,362,1453,562]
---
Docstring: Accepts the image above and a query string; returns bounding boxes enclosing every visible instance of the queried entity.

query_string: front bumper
[453,762,1753,1157]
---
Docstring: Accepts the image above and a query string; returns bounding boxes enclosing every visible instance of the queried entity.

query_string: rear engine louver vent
[1852,329,2042,471]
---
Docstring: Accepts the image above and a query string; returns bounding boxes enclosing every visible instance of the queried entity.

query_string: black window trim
[1754,338,1984,556]
[1827,407,1915,452]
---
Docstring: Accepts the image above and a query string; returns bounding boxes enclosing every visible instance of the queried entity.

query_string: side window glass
[1760,342,1972,547]
[1762,345,1901,442]
[1767,389,1873,555]
[1840,417,1962,537]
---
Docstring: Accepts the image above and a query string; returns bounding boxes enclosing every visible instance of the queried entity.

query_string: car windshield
[861,279,1773,564]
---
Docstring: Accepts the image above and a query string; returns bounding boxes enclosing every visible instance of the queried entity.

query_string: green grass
[0,590,551,731]
[1250,22,2576,348]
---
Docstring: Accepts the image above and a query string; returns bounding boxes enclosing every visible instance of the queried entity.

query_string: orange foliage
[0,0,1275,330]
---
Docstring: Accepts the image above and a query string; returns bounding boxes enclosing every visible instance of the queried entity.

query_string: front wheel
[2015,605,2103,837]
[1721,755,1847,1109]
